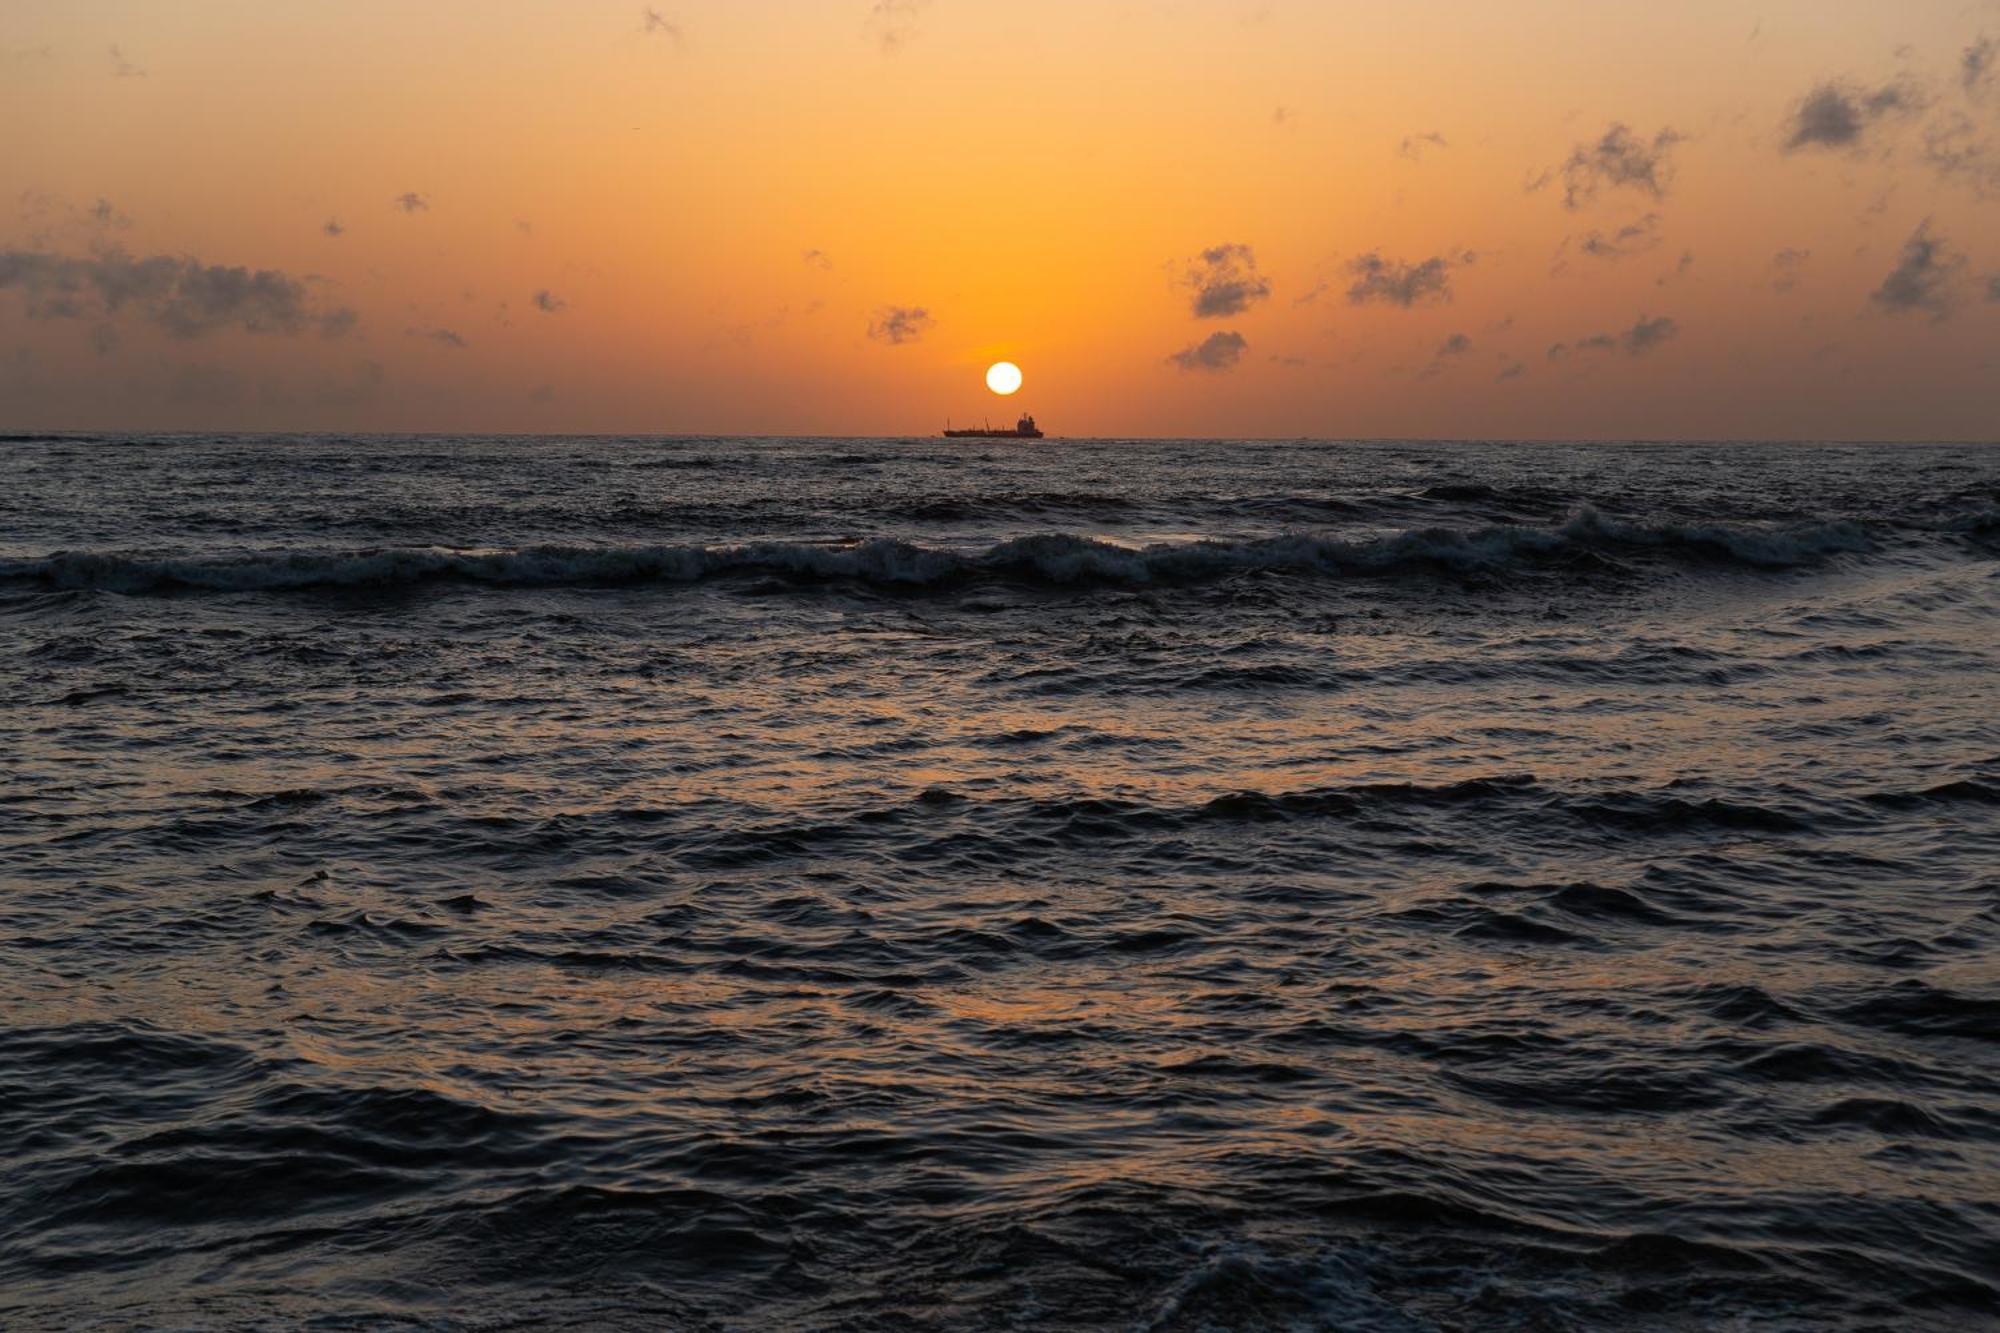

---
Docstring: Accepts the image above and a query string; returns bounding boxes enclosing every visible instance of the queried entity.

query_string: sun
[985,361,1023,395]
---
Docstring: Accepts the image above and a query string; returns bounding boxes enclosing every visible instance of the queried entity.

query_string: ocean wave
[0,507,1873,595]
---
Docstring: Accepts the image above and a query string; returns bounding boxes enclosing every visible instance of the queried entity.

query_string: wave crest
[0,507,1871,594]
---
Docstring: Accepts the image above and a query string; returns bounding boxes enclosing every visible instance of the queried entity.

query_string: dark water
[3,434,1998,1330]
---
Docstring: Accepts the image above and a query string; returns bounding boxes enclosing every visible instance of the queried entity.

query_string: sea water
[2,434,1997,1328]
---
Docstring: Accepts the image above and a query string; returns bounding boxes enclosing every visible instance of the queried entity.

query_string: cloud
[1399,131,1448,160]
[393,192,429,213]
[532,289,567,313]
[1781,79,1921,151]
[1771,247,1811,293]
[1182,243,1272,318]
[1345,250,1468,307]
[1498,361,1526,381]
[1420,332,1472,377]
[1576,212,1664,260]
[89,324,119,356]
[1550,123,1684,208]
[1988,274,2000,303]
[1273,105,1294,127]
[323,219,345,238]
[802,248,832,270]
[641,7,683,41]
[1623,314,1679,354]
[1167,330,1247,373]
[867,0,930,54]
[409,326,469,348]
[1964,36,1995,94]
[0,248,356,339]
[1870,221,1964,318]
[1552,313,1680,360]
[1918,113,2000,192]
[868,305,932,344]
[109,44,145,78]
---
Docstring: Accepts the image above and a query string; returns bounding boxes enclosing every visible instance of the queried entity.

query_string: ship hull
[943,429,1044,438]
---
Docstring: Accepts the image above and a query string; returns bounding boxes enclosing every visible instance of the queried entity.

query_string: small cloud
[1987,274,2000,303]
[1182,243,1272,319]
[109,44,145,78]
[409,326,468,348]
[1497,361,1526,382]
[867,0,930,54]
[802,248,833,270]
[1623,314,1678,354]
[1167,330,1247,373]
[1420,332,1472,377]
[1268,353,1307,367]
[1771,247,1811,293]
[1560,314,1680,358]
[530,383,557,403]
[515,219,534,236]
[323,219,345,238]
[1918,113,2000,192]
[1553,123,1684,209]
[640,7,683,41]
[1576,212,1664,261]
[1963,35,1995,95]
[1781,79,1921,152]
[1870,221,1964,318]
[867,305,932,344]
[393,192,429,213]
[1399,131,1448,160]
[532,289,567,313]
[89,198,128,228]
[1345,250,1468,307]
[89,324,119,356]
[1657,250,1695,286]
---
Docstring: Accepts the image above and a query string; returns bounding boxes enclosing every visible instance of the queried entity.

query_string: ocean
[2,433,1997,1330]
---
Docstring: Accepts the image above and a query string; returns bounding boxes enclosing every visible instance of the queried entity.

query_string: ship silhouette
[943,412,1043,439]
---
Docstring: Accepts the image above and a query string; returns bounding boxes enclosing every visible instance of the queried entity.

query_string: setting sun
[986,362,1024,396]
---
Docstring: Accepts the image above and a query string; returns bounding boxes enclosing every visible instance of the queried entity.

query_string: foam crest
[0,508,1873,594]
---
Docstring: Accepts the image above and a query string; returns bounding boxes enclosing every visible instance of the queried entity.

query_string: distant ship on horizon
[944,412,1044,439]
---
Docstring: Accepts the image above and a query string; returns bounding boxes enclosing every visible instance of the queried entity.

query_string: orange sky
[3,1,1998,438]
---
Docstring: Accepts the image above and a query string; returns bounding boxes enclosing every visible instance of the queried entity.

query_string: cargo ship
[944,413,1043,439]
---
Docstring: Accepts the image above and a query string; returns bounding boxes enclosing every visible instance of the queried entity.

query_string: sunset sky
[4,0,1998,438]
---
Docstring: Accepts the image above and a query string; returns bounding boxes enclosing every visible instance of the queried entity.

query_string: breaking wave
[1,507,1872,595]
